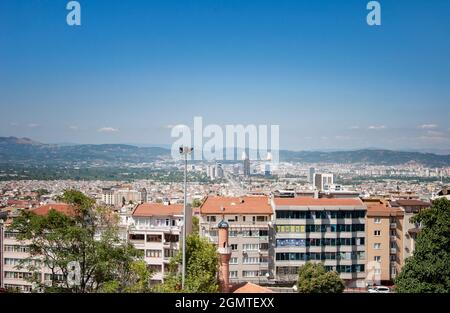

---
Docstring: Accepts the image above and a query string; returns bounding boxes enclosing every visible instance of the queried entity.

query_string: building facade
[126,202,186,285]
[363,199,404,285]
[200,196,273,284]
[272,197,367,288]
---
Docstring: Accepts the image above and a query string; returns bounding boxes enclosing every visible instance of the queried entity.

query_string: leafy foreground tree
[297,262,345,293]
[395,198,450,293]
[154,234,219,293]
[9,190,152,293]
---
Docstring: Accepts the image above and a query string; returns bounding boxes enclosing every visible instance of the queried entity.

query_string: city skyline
[1,0,450,150]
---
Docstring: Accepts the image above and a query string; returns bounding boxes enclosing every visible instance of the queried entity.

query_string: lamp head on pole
[179,146,194,155]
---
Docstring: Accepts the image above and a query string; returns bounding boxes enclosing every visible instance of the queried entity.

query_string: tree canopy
[395,198,450,293]
[154,234,219,293]
[296,262,345,293]
[9,189,152,293]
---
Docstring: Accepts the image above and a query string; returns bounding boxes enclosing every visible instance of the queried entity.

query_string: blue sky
[1,0,449,150]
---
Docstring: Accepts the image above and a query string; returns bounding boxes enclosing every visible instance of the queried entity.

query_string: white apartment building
[126,202,188,285]
[199,196,273,284]
[101,185,147,207]
[314,173,334,191]
[0,204,71,292]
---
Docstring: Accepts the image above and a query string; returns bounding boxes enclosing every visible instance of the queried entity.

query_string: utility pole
[179,146,193,290]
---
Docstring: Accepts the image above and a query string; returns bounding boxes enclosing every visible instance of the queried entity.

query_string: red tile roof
[274,197,363,207]
[231,282,274,293]
[200,196,272,215]
[364,200,403,217]
[32,203,76,216]
[132,203,183,217]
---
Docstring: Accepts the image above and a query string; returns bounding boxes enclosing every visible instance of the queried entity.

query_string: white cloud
[418,124,438,129]
[368,125,386,130]
[69,126,79,130]
[98,127,119,133]
[28,123,39,128]
[427,130,444,137]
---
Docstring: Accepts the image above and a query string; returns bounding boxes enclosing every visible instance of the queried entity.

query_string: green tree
[192,198,203,208]
[395,198,450,293]
[154,234,219,293]
[192,216,199,235]
[297,262,345,293]
[9,189,152,293]
[35,188,49,198]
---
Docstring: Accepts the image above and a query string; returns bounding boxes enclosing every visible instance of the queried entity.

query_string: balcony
[390,236,397,241]
[390,223,397,229]
[390,248,397,254]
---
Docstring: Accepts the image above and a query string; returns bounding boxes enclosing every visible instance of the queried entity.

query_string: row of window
[325,265,365,273]
[276,224,365,233]
[208,229,268,238]
[276,210,366,220]
[4,245,30,253]
[242,243,269,251]
[276,237,365,247]
[229,256,270,265]
[276,251,366,261]
[4,258,41,266]
[229,270,269,278]
[4,271,33,280]
[145,249,178,258]
[206,216,268,223]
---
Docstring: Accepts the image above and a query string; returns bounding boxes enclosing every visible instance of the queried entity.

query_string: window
[229,257,238,264]
[374,243,381,249]
[374,230,381,236]
[229,230,238,237]
[374,256,381,262]
[164,249,177,258]
[242,271,258,278]
[256,216,267,222]
[148,264,162,272]
[229,271,238,278]
[146,249,162,258]
[207,216,216,222]
[147,235,162,242]
[243,257,259,264]
[243,244,259,251]
[129,234,145,241]
[374,269,381,275]
[230,244,238,251]
[374,217,381,224]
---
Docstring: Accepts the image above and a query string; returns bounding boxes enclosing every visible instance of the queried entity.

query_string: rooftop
[132,203,183,217]
[200,196,272,215]
[273,197,364,207]
[32,203,76,216]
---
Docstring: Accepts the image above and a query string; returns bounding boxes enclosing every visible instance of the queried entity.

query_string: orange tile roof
[200,196,272,215]
[32,203,76,216]
[363,199,403,217]
[132,203,183,217]
[231,282,274,293]
[274,197,363,207]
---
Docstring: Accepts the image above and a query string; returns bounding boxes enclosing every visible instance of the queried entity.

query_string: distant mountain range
[1,136,450,167]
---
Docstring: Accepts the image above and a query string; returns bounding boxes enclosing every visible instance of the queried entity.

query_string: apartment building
[389,199,430,260]
[199,196,273,284]
[127,202,186,285]
[1,204,72,292]
[363,199,404,285]
[272,197,367,288]
[101,185,147,207]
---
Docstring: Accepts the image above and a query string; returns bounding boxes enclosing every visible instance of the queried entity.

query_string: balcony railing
[390,223,397,229]
[390,248,397,254]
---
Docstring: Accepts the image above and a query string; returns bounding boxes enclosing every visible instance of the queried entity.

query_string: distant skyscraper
[309,167,316,184]
[242,151,250,177]
[314,173,333,191]
[216,163,224,179]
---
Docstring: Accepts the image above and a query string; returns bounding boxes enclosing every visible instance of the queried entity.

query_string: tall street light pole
[179,146,193,290]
